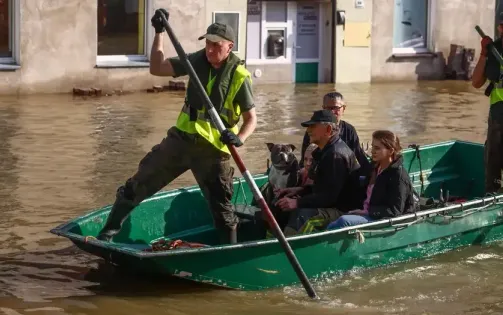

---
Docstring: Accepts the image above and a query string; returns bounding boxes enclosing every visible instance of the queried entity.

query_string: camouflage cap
[198,23,235,43]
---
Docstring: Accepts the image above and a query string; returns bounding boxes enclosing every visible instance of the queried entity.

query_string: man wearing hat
[275,110,361,235]
[95,9,257,245]
[472,12,503,194]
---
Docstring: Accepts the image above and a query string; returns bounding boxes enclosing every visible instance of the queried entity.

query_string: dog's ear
[288,144,296,152]
[266,142,275,152]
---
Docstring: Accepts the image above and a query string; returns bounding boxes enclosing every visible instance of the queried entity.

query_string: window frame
[245,1,294,65]
[212,11,241,54]
[0,0,20,69]
[96,0,152,68]
[391,0,434,55]
[264,27,287,59]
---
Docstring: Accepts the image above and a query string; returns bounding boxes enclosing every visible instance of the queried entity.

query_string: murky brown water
[1,81,502,314]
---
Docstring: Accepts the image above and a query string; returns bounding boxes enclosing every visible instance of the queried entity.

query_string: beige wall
[371,0,495,81]
[319,1,334,83]
[206,0,247,59]
[334,0,372,83]
[246,64,292,84]
[0,0,247,95]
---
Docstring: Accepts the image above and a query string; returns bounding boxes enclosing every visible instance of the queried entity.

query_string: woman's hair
[372,130,402,160]
[369,130,402,184]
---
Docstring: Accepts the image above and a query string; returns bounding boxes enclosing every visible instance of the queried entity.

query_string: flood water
[0,81,502,314]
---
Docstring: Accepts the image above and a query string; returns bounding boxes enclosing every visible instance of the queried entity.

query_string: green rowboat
[50,140,503,291]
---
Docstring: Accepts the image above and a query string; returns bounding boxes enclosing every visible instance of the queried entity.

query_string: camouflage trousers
[484,115,503,194]
[97,126,238,242]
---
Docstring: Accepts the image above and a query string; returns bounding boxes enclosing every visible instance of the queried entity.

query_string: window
[0,0,19,68]
[266,29,285,58]
[97,0,150,66]
[213,12,240,52]
[392,0,431,54]
[264,2,287,58]
[245,1,293,65]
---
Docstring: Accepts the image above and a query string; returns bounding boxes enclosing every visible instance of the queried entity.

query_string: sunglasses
[323,105,345,110]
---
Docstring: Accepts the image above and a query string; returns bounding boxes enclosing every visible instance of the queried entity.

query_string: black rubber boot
[218,226,238,245]
[229,227,237,244]
[96,187,137,242]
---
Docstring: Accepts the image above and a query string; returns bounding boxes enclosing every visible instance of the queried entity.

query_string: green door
[295,62,319,83]
[295,3,320,83]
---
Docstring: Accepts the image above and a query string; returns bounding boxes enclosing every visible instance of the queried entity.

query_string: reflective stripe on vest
[490,65,503,105]
[175,64,251,154]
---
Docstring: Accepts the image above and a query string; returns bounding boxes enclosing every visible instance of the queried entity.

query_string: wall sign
[248,1,261,16]
[296,4,319,59]
[297,5,318,36]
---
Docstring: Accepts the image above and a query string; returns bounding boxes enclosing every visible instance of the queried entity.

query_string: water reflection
[0,81,497,315]
[0,98,22,253]
[87,97,155,206]
[5,96,97,254]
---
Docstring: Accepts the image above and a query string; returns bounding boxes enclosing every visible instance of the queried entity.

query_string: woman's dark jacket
[363,155,419,219]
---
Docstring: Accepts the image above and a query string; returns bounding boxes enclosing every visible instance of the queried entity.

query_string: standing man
[96,9,257,244]
[472,15,503,194]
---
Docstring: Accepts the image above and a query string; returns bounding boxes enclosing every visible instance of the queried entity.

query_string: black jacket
[297,136,360,211]
[364,156,419,219]
[300,120,371,175]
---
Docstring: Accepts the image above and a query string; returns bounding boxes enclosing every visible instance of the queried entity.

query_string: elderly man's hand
[275,197,298,211]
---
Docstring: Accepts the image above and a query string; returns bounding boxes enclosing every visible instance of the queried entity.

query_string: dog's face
[266,142,297,170]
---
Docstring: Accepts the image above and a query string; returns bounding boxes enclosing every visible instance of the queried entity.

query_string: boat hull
[50,140,503,291]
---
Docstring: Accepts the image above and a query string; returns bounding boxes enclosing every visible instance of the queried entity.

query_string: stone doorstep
[72,87,127,97]
[146,81,187,93]
[72,80,187,97]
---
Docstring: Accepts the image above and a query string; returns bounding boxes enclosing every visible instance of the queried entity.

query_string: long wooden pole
[159,12,318,299]
[475,25,503,65]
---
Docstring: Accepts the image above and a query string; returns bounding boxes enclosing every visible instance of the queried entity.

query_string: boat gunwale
[50,193,503,258]
[50,139,491,257]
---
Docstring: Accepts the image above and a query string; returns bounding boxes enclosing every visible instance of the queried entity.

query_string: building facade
[0,0,501,95]
[371,0,495,81]
[245,0,497,84]
[0,0,248,95]
[244,0,372,84]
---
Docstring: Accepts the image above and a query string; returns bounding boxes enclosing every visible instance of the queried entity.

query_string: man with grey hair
[300,92,371,176]
[275,110,361,235]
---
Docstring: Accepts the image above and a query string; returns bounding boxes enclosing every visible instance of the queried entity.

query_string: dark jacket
[297,136,360,211]
[364,156,419,219]
[300,120,371,175]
